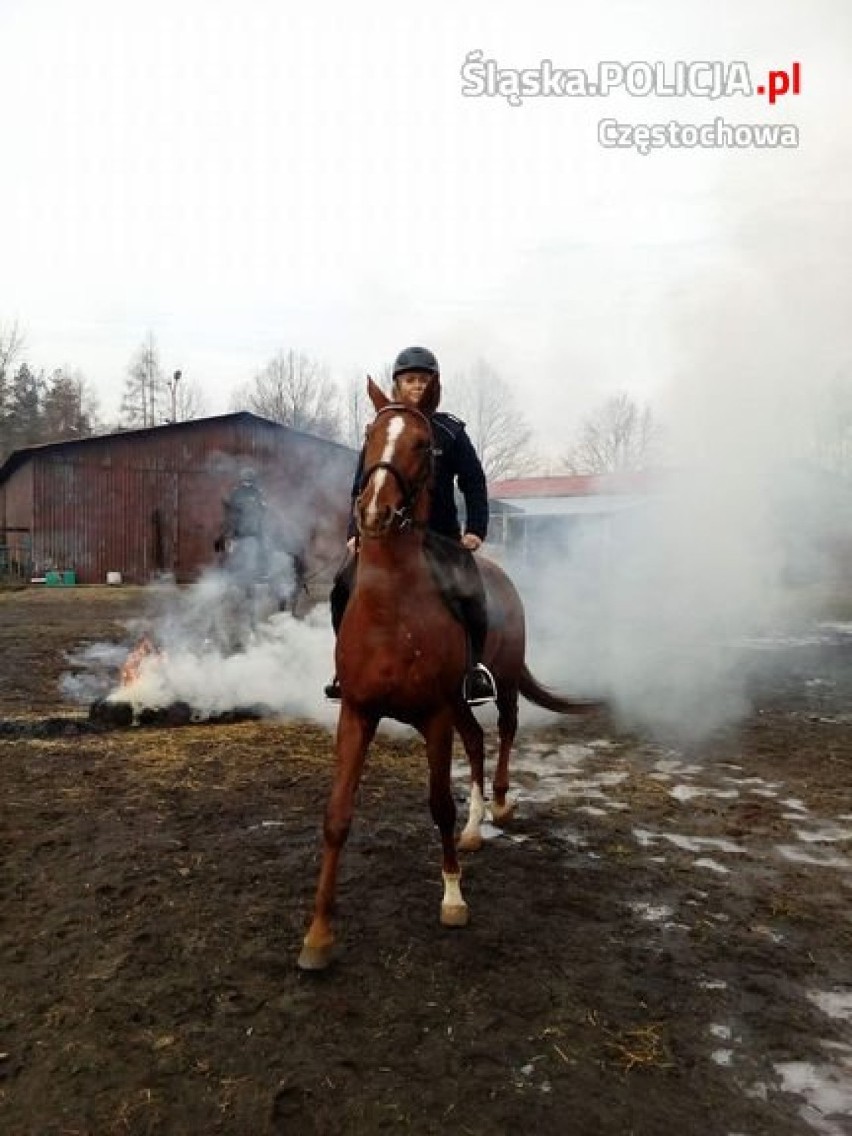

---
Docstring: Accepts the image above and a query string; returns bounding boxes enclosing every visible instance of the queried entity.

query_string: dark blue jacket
[347,411,489,542]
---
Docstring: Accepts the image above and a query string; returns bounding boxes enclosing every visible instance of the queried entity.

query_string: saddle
[331,534,500,637]
[422,532,500,633]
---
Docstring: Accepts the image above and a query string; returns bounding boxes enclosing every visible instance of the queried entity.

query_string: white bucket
[106,571,122,586]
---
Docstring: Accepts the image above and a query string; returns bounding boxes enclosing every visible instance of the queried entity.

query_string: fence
[0,535,33,582]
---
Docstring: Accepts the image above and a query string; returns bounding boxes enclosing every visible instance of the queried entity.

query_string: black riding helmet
[392,346,440,378]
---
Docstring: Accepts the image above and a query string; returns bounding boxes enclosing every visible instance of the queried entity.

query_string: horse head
[355,377,437,538]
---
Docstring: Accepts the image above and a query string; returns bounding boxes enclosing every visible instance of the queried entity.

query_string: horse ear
[367,375,390,411]
[418,373,441,416]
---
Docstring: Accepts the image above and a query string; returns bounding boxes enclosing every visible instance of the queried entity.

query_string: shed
[0,413,357,586]
[488,472,659,563]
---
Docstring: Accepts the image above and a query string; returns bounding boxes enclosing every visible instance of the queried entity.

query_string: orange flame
[120,635,161,687]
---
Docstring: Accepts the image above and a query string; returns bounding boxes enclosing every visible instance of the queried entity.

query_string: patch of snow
[725,776,782,789]
[776,846,852,870]
[664,834,743,855]
[808,991,852,1023]
[670,785,705,802]
[629,902,674,923]
[694,858,731,874]
[774,1060,852,1136]
[712,1049,734,1066]
[670,785,740,803]
[795,827,852,845]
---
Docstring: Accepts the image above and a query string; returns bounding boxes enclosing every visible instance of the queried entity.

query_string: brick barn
[0,413,357,586]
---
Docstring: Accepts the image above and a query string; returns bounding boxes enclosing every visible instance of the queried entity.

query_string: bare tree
[121,332,166,428]
[0,322,26,453]
[344,374,370,448]
[0,320,25,382]
[441,359,538,481]
[562,391,661,475]
[232,349,341,440]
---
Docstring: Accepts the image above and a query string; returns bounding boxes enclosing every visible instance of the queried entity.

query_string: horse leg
[424,713,469,927]
[298,705,377,970]
[491,685,519,825]
[453,703,487,853]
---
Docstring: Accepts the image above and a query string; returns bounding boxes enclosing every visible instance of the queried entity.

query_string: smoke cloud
[505,198,851,744]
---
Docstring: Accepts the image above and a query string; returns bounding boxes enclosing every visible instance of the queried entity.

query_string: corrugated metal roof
[0,411,355,484]
[488,471,665,498]
[494,495,647,516]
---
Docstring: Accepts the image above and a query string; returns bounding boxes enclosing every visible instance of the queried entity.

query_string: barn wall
[23,418,355,585]
[1,463,34,574]
[3,462,34,530]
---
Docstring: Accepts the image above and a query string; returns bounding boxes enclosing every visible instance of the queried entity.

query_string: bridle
[357,404,436,535]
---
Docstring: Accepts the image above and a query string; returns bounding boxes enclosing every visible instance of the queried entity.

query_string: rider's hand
[347,537,358,552]
[461,533,482,552]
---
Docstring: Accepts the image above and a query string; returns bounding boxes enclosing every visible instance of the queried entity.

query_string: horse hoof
[490,799,516,826]
[297,942,333,971]
[457,830,483,853]
[441,902,469,928]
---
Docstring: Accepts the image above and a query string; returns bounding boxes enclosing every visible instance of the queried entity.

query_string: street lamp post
[168,369,182,422]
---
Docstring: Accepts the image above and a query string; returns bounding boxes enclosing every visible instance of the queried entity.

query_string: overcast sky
[1,0,849,451]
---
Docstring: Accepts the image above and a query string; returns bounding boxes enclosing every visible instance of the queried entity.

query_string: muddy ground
[1,586,851,1136]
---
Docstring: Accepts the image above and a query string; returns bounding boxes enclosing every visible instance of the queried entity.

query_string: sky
[2,0,850,454]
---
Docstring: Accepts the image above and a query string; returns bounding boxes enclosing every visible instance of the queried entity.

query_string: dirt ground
[1,587,851,1136]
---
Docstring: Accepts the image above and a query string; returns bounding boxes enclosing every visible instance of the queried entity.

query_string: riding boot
[456,555,497,706]
[325,554,357,699]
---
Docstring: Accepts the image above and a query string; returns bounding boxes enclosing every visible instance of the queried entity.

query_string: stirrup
[324,677,342,701]
[463,663,497,706]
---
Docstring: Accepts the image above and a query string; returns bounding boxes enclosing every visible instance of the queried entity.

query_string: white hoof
[490,798,516,826]
[457,828,483,853]
[441,901,469,928]
[297,934,334,971]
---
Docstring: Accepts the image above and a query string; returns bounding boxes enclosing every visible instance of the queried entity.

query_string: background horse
[298,377,599,970]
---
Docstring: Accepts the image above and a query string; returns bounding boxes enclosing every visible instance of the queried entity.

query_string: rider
[220,466,268,582]
[324,345,498,706]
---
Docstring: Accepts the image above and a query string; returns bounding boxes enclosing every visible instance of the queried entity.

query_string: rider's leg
[324,554,356,699]
[425,533,496,706]
[456,559,497,705]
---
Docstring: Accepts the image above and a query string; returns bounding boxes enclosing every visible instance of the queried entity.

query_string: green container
[44,571,75,586]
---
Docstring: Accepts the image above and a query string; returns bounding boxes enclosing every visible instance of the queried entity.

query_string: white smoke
[121,570,338,725]
[505,203,851,743]
[58,566,338,729]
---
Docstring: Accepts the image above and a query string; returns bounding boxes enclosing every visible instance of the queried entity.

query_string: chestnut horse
[298,377,598,970]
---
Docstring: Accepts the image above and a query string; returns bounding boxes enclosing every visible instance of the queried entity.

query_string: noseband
[358,404,435,534]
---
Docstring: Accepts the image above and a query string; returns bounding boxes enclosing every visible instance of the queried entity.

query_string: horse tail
[518,664,602,715]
